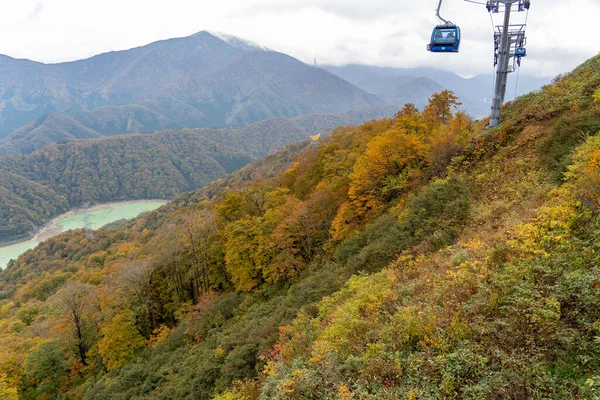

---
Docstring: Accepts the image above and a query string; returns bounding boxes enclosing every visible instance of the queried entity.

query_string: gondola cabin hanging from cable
[427,0,461,53]
[428,25,461,52]
[515,47,527,58]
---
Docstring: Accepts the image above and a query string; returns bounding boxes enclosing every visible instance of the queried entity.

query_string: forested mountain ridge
[0,31,386,150]
[0,104,396,156]
[0,105,395,243]
[0,172,70,243]
[0,130,247,243]
[0,113,103,156]
[0,54,598,400]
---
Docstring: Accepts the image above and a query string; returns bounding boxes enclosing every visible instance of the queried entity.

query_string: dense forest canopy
[0,55,598,399]
[0,129,248,243]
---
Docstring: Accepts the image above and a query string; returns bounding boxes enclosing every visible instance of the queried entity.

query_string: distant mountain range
[323,64,551,118]
[0,31,386,145]
[0,31,553,156]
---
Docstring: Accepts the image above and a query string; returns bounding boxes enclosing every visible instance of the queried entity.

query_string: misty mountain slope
[324,64,490,116]
[322,64,416,94]
[324,64,551,118]
[379,77,446,109]
[291,105,398,134]
[379,76,490,116]
[71,105,185,136]
[144,51,387,129]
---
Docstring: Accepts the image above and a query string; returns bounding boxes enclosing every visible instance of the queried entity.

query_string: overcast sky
[0,0,598,77]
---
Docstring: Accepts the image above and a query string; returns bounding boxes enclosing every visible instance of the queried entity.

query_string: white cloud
[0,0,596,77]
[28,2,44,20]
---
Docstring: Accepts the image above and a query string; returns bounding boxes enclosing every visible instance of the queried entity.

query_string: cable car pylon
[478,0,530,128]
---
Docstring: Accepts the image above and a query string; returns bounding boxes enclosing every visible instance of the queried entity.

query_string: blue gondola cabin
[515,47,527,58]
[428,25,461,53]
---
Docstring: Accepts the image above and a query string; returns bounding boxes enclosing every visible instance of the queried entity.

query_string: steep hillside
[0,172,69,243]
[71,105,185,136]
[0,55,598,400]
[143,51,386,130]
[0,32,386,146]
[378,76,446,109]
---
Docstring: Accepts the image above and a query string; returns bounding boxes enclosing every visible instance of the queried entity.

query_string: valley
[0,54,597,398]
[0,7,596,399]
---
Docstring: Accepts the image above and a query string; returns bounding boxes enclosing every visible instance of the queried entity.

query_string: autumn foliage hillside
[0,55,599,399]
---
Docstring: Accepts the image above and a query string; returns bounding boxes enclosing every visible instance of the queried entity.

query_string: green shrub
[335,177,470,274]
[400,176,470,250]
[539,113,600,183]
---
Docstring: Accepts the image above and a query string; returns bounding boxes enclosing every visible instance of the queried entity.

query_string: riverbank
[31,199,169,242]
[0,199,168,269]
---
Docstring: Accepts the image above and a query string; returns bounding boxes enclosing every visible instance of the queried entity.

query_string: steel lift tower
[486,0,530,128]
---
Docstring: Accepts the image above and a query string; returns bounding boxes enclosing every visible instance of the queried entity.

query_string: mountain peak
[206,31,271,52]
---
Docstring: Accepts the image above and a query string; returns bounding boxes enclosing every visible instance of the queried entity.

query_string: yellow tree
[566,136,600,210]
[0,374,17,400]
[51,281,94,367]
[394,103,420,120]
[275,188,339,263]
[423,90,462,127]
[224,216,272,292]
[395,104,429,138]
[346,127,429,223]
[97,312,146,371]
[430,111,473,174]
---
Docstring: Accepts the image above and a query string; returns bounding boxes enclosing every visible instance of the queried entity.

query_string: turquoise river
[0,200,167,269]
